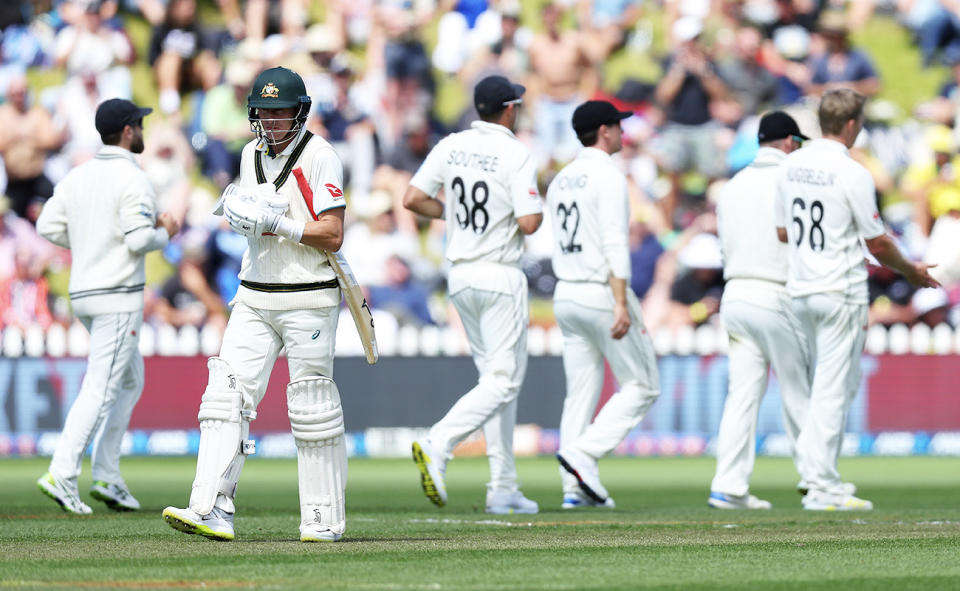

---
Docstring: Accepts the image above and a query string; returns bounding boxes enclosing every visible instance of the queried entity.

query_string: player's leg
[41,312,141,514]
[559,297,659,505]
[795,294,871,510]
[764,291,813,487]
[554,299,605,505]
[164,304,282,539]
[278,306,345,541]
[89,348,145,511]
[709,300,770,508]
[481,398,538,514]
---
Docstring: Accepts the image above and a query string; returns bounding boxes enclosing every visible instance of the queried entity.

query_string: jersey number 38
[452,176,489,234]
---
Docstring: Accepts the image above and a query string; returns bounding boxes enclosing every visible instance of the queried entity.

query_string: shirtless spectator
[529,2,597,169]
[577,0,642,65]
[650,18,729,227]
[0,74,65,222]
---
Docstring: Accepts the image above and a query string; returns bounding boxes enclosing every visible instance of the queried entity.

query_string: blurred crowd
[3,0,960,345]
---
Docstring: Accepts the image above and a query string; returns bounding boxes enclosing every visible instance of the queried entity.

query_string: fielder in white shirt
[36,99,181,515]
[164,67,351,542]
[403,75,543,514]
[775,89,939,511]
[709,111,811,510]
[550,101,660,509]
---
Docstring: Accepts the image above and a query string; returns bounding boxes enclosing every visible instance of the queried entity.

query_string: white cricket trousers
[792,293,867,493]
[555,291,660,496]
[711,280,811,497]
[218,303,338,412]
[429,280,529,493]
[49,311,144,488]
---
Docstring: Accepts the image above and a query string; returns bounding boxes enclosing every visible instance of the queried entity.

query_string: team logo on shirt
[325,184,343,198]
[260,82,280,99]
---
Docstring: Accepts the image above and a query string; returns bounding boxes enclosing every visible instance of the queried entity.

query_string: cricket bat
[327,249,379,364]
[291,166,378,364]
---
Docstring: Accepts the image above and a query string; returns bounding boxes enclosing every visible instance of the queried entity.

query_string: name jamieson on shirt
[786,167,835,186]
[447,150,499,172]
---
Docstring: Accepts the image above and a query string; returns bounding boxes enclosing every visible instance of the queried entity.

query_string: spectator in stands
[52,70,105,171]
[203,219,246,304]
[912,286,952,327]
[807,10,881,98]
[200,60,256,189]
[529,2,596,169]
[0,73,65,222]
[924,191,960,289]
[913,0,960,67]
[0,245,53,329]
[0,195,54,283]
[341,189,421,288]
[52,0,134,99]
[147,228,227,329]
[148,0,223,116]
[716,25,777,124]
[244,0,310,43]
[432,0,505,75]
[668,232,725,326]
[900,125,960,235]
[368,254,435,326]
[651,17,729,227]
[141,121,195,225]
[868,264,917,326]
[629,218,664,300]
[577,0,643,65]
[311,54,376,207]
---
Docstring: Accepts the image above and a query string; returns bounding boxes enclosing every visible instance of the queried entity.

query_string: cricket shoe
[300,523,342,542]
[37,472,92,515]
[797,480,856,497]
[412,439,447,507]
[556,448,609,504]
[561,491,616,509]
[708,491,772,510]
[486,489,539,514]
[90,480,140,511]
[162,506,235,540]
[802,489,873,511]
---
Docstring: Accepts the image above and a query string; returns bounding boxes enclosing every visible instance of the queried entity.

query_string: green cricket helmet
[247,66,312,146]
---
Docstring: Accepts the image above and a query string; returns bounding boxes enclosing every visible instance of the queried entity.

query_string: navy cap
[572,100,632,135]
[95,98,152,135]
[474,75,525,116]
[758,111,808,142]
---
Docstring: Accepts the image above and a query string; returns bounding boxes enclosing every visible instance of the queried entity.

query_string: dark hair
[577,129,599,147]
[479,107,507,123]
[100,130,123,145]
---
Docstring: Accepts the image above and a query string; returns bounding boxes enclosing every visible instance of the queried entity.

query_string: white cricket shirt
[546,147,630,309]
[410,121,542,269]
[717,147,789,285]
[776,138,884,303]
[36,146,163,316]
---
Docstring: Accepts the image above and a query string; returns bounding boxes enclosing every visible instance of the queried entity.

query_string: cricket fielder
[775,89,938,511]
[36,98,181,514]
[163,66,350,542]
[709,111,810,510]
[403,75,543,514]
[549,101,660,509]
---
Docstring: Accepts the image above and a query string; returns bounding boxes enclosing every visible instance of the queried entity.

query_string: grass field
[2,455,959,590]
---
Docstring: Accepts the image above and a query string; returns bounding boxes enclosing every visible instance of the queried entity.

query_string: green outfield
[2,455,959,590]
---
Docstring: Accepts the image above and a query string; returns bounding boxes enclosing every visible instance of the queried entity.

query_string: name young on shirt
[786,168,835,186]
[447,150,499,173]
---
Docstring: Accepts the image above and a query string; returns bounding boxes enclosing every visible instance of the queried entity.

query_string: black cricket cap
[474,75,525,116]
[757,111,808,142]
[95,98,152,135]
[572,100,632,135]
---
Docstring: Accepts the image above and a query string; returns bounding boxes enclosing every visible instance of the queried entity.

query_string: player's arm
[776,227,787,243]
[865,234,940,288]
[36,190,70,248]
[297,149,347,252]
[599,173,632,339]
[301,207,345,251]
[119,177,179,254]
[403,185,445,219]
[511,152,543,235]
[404,141,447,219]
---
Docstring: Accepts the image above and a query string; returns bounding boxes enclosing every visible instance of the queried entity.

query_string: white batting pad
[189,357,254,515]
[287,377,347,535]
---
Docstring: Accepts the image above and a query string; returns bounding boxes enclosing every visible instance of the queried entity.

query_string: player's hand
[223,194,267,238]
[253,183,289,216]
[157,212,182,237]
[610,302,631,340]
[906,262,941,289]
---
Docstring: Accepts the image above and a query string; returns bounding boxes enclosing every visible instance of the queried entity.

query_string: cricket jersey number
[556,201,583,253]
[452,176,490,234]
[791,197,826,252]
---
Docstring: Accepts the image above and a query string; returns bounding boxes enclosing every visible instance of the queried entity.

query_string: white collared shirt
[546,147,630,285]
[410,120,542,267]
[775,138,885,302]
